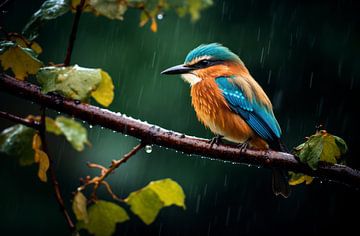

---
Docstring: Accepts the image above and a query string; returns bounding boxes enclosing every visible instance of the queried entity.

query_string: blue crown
[184,43,242,64]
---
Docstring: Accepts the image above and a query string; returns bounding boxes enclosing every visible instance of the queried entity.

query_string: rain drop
[145,145,153,153]
[157,12,164,20]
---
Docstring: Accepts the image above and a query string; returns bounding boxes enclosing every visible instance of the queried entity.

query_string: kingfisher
[161,43,290,197]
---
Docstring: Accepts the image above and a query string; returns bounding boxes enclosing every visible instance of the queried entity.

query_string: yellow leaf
[91,70,114,107]
[321,133,341,163]
[32,133,50,182]
[0,45,43,80]
[9,34,43,54]
[73,192,89,223]
[32,132,42,151]
[30,42,43,55]
[288,172,313,186]
[45,117,62,135]
[150,17,157,32]
[139,11,149,27]
[125,178,185,225]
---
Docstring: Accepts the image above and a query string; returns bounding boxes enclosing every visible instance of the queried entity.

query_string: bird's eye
[198,59,211,67]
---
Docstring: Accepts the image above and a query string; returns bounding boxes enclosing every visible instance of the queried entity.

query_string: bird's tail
[270,139,291,198]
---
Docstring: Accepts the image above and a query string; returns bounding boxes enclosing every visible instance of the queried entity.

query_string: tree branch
[0,110,41,129]
[38,106,75,232]
[64,0,85,66]
[1,74,360,187]
[78,142,145,201]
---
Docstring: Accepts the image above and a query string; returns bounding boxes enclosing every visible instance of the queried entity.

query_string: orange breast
[190,79,268,149]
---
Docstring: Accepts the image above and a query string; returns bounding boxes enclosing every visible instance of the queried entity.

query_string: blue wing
[216,77,281,141]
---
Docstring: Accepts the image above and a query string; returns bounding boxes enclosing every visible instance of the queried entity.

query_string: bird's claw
[209,135,223,147]
[237,140,249,152]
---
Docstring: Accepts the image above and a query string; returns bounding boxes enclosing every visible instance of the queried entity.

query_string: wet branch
[1,74,360,187]
[64,0,86,66]
[39,107,75,232]
[0,110,41,129]
[78,142,146,201]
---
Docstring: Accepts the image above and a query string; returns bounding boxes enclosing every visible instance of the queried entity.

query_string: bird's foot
[209,135,223,147]
[237,139,250,152]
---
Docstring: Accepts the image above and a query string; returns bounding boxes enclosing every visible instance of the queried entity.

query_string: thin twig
[1,74,360,187]
[39,106,75,232]
[0,0,10,9]
[64,0,85,66]
[0,110,41,129]
[78,143,145,200]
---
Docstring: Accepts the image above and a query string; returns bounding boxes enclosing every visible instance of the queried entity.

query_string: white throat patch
[181,73,202,85]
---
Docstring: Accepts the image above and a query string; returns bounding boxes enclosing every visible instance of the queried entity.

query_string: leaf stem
[64,0,85,66]
[39,106,76,232]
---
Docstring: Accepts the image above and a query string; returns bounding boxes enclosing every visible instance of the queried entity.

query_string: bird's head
[161,43,244,85]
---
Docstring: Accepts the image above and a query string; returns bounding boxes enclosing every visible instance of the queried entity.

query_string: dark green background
[1,0,360,235]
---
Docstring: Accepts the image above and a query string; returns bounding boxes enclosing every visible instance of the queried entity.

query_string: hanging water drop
[89,124,93,129]
[157,12,164,20]
[145,145,153,153]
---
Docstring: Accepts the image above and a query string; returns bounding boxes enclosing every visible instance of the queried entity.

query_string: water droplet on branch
[157,12,164,20]
[145,145,153,154]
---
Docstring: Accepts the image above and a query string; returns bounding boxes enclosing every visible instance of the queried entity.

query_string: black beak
[161,64,192,75]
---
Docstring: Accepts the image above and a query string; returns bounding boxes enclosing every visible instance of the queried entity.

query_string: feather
[215,77,281,142]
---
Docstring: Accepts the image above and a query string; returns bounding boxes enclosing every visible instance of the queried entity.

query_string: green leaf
[72,192,89,223]
[77,200,129,236]
[45,117,62,135]
[126,187,164,225]
[293,131,348,170]
[0,124,35,166]
[288,171,313,186]
[125,178,185,225]
[37,65,103,101]
[23,0,70,40]
[334,135,348,155]
[55,116,89,151]
[175,0,213,21]
[87,0,128,20]
[0,43,43,80]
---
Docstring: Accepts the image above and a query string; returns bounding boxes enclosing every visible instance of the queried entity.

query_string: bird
[161,43,290,198]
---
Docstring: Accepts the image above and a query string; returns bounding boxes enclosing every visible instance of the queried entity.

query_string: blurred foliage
[74,178,185,236]
[47,116,90,151]
[0,0,355,235]
[0,40,43,80]
[77,200,129,236]
[288,171,313,186]
[0,115,89,181]
[0,124,36,166]
[0,0,203,234]
[32,132,50,182]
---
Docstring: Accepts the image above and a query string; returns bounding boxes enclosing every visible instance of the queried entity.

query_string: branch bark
[64,0,85,66]
[38,107,75,232]
[78,142,145,201]
[1,74,360,187]
[0,110,41,129]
